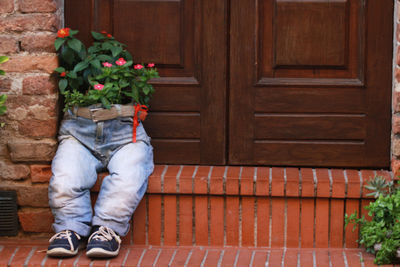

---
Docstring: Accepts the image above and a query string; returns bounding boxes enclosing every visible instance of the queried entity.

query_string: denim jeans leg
[48,136,103,237]
[92,141,154,236]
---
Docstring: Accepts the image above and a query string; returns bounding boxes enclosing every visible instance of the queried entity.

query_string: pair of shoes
[47,226,121,258]
[47,230,82,257]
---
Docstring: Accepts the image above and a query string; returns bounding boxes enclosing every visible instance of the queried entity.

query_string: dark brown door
[66,0,393,167]
[229,0,393,167]
[65,0,227,165]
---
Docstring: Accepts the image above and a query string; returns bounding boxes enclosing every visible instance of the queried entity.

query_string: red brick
[361,251,378,267]
[394,90,400,112]
[301,168,315,197]
[271,198,285,247]
[163,195,177,245]
[164,165,180,193]
[0,0,14,13]
[6,95,58,121]
[1,55,58,73]
[394,137,400,157]
[30,164,51,183]
[344,250,363,267]
[241,167,255,195]
[257,197,270,247]
[19,0,57,13]
[195,195,208,245]
[121,222,132,245]
[376,169,392,181]
[133,197,147,245]
[148,171,162,193]
[202,249,222,266]
[330,250,346,267]
[148,195,162,245]
[18,118,57,138]
[330,199,344,247]
[315,250,330,267]
[179,195,193,245]
[392,158,400,179]
[179,165,195,193]
[0,36,17,53]
[241,197,255,246]
[194,166,210,194]
[0,160,30,180]
[331,169,346,198]
[0,77,12,92]
[109,248,130,267]
[154,248,175,267]
[345,199,360,248]
[170,248,191,267]
[18,208,53,232]
[2,182,49,207]
[0,245,18,266]
[300,199,314,248]
[226,166,240,195]
[139,248,160,266]
[8,246,35,266]
[286,167,299,197]
[124,248,146,266]
[186,247,206,266]
[92,173,106,192]
[252,251,268,267]
[236,249,253,266]
[210,196,224,245]
[24,245,48,266]
[255,167,269,196]
[286,198,300,248]
[396,67,400,84]
[210,166,225,195]
[316,168,330,197]
[20,33,56,52]
[315,198,329,248]
[0,14,57,33]
[299,249,314,267]
[271,167,284,196]
[226,196,239,246]
[22,75,57,95]
[268,250,283,266]
[393,115,400,134]
[284,249,299,266]
[346,170,361,198]
[220,248,237,266]
[361,199,373,222]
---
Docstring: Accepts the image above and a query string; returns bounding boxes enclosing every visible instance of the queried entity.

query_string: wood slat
[145,113,200,139]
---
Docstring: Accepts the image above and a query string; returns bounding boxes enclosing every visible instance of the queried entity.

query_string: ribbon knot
[133,104,148,143]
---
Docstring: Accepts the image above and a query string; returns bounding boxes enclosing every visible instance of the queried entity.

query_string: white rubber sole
[47,247,79,257]
[86,247,120,258]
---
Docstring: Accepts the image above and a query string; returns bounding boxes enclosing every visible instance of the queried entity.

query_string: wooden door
[65,0,227,165]
[229,0,393,167]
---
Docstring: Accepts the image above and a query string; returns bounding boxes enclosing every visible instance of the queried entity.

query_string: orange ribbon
[133,104,148,143]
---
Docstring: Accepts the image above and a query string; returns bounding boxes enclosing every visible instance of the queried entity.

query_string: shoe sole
[47,247,79,257]
[86,247,120,258]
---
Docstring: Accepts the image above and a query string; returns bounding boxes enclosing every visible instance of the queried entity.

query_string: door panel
[65,0,227,165]
[229,0,393,167]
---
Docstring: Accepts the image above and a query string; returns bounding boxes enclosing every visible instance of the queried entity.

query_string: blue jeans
[48,110,154,237]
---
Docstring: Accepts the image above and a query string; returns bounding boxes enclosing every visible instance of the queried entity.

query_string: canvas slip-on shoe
[86,226,121,258]
[47,230,82,257]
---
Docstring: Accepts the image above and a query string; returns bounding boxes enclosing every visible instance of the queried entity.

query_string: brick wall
[393,0,400,176]
[0,0,62,233]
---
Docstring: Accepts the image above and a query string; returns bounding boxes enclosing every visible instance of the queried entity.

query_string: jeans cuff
[52,220,92,237]
[92,216,129,237]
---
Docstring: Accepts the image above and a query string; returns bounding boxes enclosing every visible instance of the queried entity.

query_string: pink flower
[102,62,112,67]
[94,84,104,90]
[147,63,155,68]
[115,58,126,66]
[134,64,144,70]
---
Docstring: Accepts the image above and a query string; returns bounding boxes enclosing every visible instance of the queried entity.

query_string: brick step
[15,165,392,248]
[0,242,386,267]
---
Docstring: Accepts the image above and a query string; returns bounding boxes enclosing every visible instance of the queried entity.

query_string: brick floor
[0,240,392,266]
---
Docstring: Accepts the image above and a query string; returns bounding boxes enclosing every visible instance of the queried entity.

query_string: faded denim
[48,109,154,237]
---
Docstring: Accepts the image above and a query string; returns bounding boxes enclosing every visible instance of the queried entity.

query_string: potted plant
[54,28,159,139]
[345,176,400,264]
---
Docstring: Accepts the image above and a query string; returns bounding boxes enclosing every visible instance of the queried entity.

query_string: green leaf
[100,97,111,109]
[54,67,66,73]
[101,42,113,50]
[110,46,123,57]
[58,79,68,93]
[67,71,77,79]
[54,38,65,51]
[61,47,74,65]
[0,56,9,64]
[92,31,105,40]
[0,70,5,75]
[67,39,82,52]
[0,94,8,104]
[0,105,6,115]
[90,59,101,69]
[96,55,113,61]
[69,29,79,36]
[73,61,89,72]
